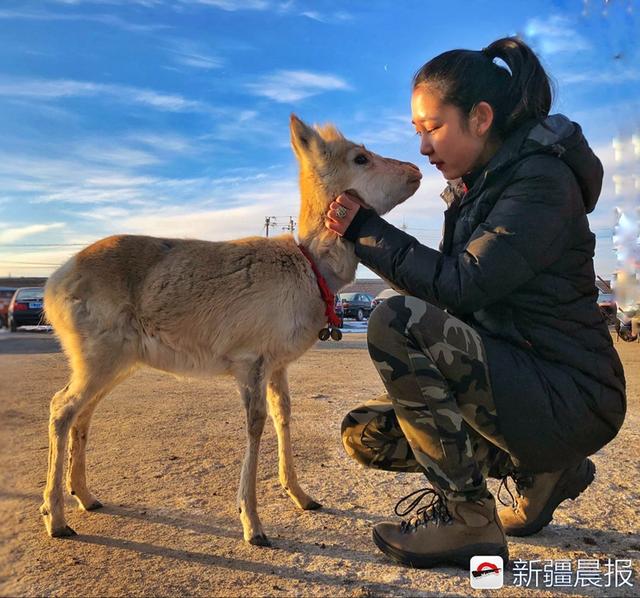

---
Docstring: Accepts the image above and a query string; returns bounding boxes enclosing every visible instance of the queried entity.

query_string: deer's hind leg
[66,366,131,512]
[41,360,133,538]
[66,402,102,511]
[235,357,270,546]
[267,367,321,510]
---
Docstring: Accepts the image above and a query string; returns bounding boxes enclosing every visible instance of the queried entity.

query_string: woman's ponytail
[413,37,554,138]
[482,37,553,134]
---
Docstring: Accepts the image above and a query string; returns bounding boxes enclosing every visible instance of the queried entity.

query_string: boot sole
[372,529,509,569]
[504,458,596,537]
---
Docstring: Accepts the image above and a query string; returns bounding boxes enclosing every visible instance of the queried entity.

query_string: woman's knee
[367,295,409,348]
[367,295,439,357]
[341,402,402,468]
[340,410,375,467]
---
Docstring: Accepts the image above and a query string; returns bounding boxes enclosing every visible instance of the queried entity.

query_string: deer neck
[296,173,358,295]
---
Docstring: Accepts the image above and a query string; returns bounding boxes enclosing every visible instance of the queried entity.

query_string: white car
[371,288,401,310]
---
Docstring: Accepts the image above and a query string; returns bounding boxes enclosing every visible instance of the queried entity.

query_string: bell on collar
[318,327,331,341]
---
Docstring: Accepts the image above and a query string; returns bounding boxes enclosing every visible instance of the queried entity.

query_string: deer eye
[354,154,369,165]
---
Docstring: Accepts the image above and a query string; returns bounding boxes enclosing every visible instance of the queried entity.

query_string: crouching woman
[326,37,626,568]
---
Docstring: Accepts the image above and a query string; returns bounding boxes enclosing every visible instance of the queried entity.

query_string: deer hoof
[303,500,323,510]
[248,533,271,547]
[83,499,103,511]
[51,524,77,538]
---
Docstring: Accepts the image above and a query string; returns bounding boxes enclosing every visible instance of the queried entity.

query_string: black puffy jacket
[344,114,626,472]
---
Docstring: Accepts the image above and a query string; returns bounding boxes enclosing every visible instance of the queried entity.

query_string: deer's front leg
[237,359,270,546]
[267,368,321,510]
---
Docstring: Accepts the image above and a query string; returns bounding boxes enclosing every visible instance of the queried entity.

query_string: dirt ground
[0,328,638,597]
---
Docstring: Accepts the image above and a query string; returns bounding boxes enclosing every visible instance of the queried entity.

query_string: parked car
[615,305,639,342]
[597,291,618,325]
[339,292,374,321]
[334,295,344,328]
[371,288,402,311]
[0,286,17,328]
[8,287,46,332]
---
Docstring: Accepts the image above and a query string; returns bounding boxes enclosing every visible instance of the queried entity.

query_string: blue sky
[0,0,638,279]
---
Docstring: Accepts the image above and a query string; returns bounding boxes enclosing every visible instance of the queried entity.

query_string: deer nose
[404,162,422,179]
[398,159,420,171]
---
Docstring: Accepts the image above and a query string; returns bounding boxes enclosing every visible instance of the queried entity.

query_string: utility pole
[264,216,277,237]
[265,216,296,236]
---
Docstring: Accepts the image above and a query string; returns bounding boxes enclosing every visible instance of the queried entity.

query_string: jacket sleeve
[348,156,579,314]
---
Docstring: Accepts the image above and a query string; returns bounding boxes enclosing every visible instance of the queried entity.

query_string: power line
[264,215,296,236]
[0,260,62,266]
[0,243,86,247]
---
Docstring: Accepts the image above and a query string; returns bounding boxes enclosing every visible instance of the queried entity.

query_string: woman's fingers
[325,193,360,236]
[335,192,361,210]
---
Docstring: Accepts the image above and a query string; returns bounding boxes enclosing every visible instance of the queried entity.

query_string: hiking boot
[372,488,508,569]
[498,458,595,537]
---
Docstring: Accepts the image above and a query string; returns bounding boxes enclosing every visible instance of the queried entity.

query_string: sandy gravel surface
[0,329,638,597]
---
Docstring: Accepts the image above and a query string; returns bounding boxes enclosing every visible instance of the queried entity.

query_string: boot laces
[497,472,534,507]
[394,487,452,532]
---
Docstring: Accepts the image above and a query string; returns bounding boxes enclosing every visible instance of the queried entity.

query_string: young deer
[40,115,421,546]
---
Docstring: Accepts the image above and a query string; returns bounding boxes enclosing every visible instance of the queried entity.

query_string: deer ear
[290,114,327,160]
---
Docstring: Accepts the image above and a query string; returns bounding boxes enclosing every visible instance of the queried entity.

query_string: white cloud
[77,144,163,168]
[128,132,194,153]
[524,15,591,55]
[0,223,66,244]
[0,77,216,113]
[49,0,163,6]
[181,0,270,10]
[165,39,224,70]
[0,151,158,205]
[84,174,159,187]
[197,109,285,145]
[0,78,99,99]
[85,12,167,32]
[68,175,301,241]
[0,139,295,213]
[300,10,352,23]
[300,10,323,21]
[114,197,296,240]
[560,68,640,85]
[0,8,167,33]
[0,146,302,275]
[176,54,223,69]
[353,113,416,147]
[247,70,351,103]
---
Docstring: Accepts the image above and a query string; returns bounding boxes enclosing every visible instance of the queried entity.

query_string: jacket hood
[493,114,604,213]
[525,115,603,213]
[440,114,604,213]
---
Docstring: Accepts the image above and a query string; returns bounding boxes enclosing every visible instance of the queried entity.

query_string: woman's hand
[325,192,361,237]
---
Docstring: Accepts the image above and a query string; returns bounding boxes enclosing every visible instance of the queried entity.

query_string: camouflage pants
[341,296,514,501]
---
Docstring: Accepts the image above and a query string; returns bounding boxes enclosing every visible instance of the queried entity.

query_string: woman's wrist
[325,192,362,236]
[343,207,376,242]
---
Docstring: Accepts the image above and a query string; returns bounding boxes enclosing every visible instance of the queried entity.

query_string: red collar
[298,244,342,328]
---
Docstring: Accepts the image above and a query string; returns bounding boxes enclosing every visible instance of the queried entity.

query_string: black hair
[412,37,553,138]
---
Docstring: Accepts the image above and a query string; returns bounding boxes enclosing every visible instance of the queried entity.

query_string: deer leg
[64,367,129,512]
[40,380,92,537]
[41,361,131,537]
[267,368,321,510]
[66,402,102,511]
[236,358,269,546]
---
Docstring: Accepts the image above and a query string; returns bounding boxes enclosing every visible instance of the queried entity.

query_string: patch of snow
[340,321,369,333]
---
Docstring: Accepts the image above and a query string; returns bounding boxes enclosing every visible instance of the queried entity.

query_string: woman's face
[411,85,494,180]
